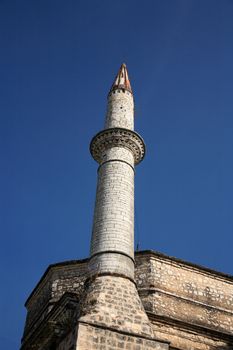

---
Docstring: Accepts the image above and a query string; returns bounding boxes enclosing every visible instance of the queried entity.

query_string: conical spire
[109,63,132,94]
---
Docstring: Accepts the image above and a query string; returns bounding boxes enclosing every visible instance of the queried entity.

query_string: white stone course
[105,90,134,130]
[90,157,134,260]
[88,253,135,280]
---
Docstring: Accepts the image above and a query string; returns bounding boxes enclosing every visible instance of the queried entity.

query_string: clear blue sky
[1,1,233,348]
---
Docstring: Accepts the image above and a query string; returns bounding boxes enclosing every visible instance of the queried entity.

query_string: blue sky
[1,0,233,348]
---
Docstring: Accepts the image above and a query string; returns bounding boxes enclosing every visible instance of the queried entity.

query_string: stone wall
[24,275,51,335]
[135,252,233,335]
[76,323,169,350]
[151,319,232,350]
[50,263,86,301]
[22,251,233,350]
[79,275,154,338]
[23,260,87,338]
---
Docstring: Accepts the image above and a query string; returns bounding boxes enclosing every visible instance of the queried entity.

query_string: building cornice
[25,250,233,308]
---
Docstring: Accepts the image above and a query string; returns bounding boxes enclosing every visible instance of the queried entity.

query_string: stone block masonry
[23,260,87,339]
[79,276,155,338]
[91,148,135,258]
[21,252,233,350]
[55,274,170,350]
[135,252,233,335]
[89,148,135,279]
[76,323,168,350]
[105,89,134,130]
[135,251,233,350]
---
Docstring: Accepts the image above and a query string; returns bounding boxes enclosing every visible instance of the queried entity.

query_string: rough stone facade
[21,252,233,350]
[57,322,168,350]
[22,259,87,344]
[79,275,154,337]
[135,252,233,333]
[75,323,168,350]
[135,251,233,350]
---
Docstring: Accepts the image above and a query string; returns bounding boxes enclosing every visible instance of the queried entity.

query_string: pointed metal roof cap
[109,63,132,94]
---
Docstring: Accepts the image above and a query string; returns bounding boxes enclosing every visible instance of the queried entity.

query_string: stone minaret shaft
[89,64,145,280]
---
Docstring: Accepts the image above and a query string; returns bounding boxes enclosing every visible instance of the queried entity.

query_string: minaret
[89,63,145,280]
[76,65,168,348]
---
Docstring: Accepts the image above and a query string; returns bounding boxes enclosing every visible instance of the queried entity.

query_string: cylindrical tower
[89,64,145,280]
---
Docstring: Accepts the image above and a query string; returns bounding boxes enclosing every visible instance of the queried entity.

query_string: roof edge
[136,250,233,282]
[25,257,89,307]
[25,250,233,307]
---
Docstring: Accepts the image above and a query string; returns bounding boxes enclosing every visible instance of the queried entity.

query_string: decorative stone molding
[90,127,146,165]
[21,293,79,350]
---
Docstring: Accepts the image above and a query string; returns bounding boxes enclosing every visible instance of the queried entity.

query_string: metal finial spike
[109,63,132,94]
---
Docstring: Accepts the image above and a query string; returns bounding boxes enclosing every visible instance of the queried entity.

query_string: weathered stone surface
[150,320,233,350]
[135,252,233,334]
[105,89,134,130]
[23,260,87,338]
[79,275,154,338]
[22,251,233,350]
[76,323,168,350]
